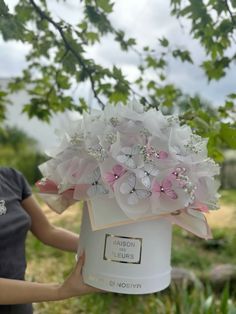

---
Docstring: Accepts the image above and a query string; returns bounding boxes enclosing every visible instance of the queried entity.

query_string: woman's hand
[0,252,102,305]
[58,252,102,299]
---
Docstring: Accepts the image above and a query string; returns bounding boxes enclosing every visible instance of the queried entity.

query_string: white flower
[120,173,152,205]
[136,163,159,188]
[116,146,141,169]
[85,167,109,197]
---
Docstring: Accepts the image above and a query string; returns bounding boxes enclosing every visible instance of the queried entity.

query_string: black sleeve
[10,168,32,200]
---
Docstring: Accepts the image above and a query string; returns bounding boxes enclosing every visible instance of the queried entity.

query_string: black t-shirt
[0,167,33,313]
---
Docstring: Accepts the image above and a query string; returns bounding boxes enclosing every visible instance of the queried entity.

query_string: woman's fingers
[75,251,105,294]
[74,251,85,275]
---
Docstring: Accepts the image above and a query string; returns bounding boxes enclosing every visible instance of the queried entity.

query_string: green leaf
[109,90,128,104]
[97,83,112,94]
[36,19,49,31]
[227,93,236,100]
[220,123,236,149]
[145,55,158,68]
[115,30,136,50]
[65,31,84,54]
[96,0,114,13]
[85,31,100,44]
[160,73,166,81]
[147,80,156,90]
[62,51,77,74]
[22,99,52,122]
[172,49,193,63]
[112,66,124,80]
[202,57,230,80]
[207,136,224,162]
[15,4,34,24]
[85,5,112,34]
[78,97,88,112]
[0,89,9,121]
[145,55,166,69]
[0,90,7,98]
[218,19,233,34]
[159,37,169,47]
[0,0,9,15]
[56,74,70,90]
[78,21,88,31]
[0,15,25,41]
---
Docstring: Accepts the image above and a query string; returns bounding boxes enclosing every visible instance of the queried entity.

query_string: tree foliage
[171,0,236,81]
[0,126,47,184]
[0,0,236,161]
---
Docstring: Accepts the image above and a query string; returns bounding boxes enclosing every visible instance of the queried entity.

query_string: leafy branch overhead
[0,0,134,117]
[170,0,236,80]
[0,0,236,160]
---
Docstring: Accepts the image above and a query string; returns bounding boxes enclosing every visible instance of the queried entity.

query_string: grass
[25,190,236,313]
[220,190,236,205]
[171,227,236,273]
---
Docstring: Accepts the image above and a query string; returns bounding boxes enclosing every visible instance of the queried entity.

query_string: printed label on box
[103,234,142,264]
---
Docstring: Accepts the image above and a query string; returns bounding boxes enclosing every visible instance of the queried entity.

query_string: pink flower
[193,201,209,213]
[157,151,168,159]
[104,165,126,187]
[152,178,178,200]
[144,144,168,161]
[168,167,187,188]
[171,167,186,178]
[36,178,75,198]
[36,178,58,193]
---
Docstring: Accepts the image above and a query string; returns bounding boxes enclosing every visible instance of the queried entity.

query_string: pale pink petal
[71,170,81,179]
[35,179,58,193]
[152,179,161,193]
[104,171,116,185]
[165,188,178,200]
[61,189,75,199]
[162,178,173,190]
[112,164,126,177]
[168,209,212,239]
[159,151,168,159]
[193,201,209,213]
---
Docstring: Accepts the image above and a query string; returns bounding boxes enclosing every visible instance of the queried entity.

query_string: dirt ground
[207,204,236,228]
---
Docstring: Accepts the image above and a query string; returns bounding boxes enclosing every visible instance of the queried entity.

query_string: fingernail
[77,249,83,260]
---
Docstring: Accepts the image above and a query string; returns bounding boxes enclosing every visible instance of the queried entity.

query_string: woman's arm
[21,195,79,252]
[0,254,99,305]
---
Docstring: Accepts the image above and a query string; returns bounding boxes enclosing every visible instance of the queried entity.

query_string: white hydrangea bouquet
[37,100,220,294]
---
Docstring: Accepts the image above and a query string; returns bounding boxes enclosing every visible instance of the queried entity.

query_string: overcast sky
[1,0,235,152]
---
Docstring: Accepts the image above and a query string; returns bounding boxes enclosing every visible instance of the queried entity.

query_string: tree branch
[29,0,105,109]
[223,0,236,43]
[224,0,236,26]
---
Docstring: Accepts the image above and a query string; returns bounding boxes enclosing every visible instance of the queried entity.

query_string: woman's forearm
[0,254,99,304]
[0,278,61,304]
[43,226,79,252]
[22,196,79,252]
[0,255,99,305]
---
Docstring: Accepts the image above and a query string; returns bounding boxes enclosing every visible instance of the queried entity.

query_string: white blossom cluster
[38,100,220,221]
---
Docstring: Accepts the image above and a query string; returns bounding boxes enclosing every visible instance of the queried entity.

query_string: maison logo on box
[103,234,142,264]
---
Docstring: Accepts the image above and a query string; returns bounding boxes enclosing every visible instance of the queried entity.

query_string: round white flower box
[78,204,172,294]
